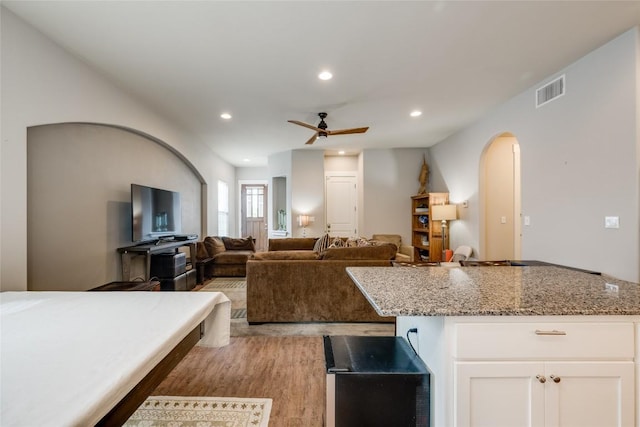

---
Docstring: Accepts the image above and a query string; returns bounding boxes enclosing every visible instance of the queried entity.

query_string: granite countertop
[346,265,640,317]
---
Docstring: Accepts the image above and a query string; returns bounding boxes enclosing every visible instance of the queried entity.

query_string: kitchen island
[347,265,640,427]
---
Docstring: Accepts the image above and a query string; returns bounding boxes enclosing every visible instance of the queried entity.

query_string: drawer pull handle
[535,329,566,336]
[550,375,561,383]
[536,375,546,383]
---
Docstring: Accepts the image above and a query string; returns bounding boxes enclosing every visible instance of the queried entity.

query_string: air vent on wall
[536,75,565,108]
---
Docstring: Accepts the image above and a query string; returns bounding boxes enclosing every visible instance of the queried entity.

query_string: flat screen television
[131,183,182,243]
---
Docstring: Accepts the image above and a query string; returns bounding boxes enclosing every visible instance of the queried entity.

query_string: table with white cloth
[0,291,231,426]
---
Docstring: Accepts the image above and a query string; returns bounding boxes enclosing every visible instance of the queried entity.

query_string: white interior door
[325,174,357,237]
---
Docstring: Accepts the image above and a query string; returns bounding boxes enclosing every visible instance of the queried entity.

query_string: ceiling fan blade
[326,127,369,136]
[305,132,319,145]
[288,120,323,133]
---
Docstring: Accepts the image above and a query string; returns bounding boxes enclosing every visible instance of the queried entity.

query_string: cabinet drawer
[455,322,635,360]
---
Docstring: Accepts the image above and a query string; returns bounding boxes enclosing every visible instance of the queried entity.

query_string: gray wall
[360,148,432,246]
[27,123,202,291]
[429,28,639,281]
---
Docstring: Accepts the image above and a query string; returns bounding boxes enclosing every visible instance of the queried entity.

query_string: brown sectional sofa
[246,237,396,324]
[196,236,255,279]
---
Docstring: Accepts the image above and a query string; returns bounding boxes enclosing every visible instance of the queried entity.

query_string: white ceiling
[4,1,640,167]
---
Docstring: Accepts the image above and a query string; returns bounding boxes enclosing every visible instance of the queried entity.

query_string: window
[218,180,229,236]
[245,185,264,218]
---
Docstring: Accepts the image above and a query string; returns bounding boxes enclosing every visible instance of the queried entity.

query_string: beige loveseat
[246,237,397,324]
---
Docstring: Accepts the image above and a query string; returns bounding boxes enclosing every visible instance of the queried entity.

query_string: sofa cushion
[252,250,320,260]
[204,236,226,257]
[268,238,318,251]
[222,236,255,251]
[214,250,254,264]
[320,243,397,260]
[313,233,332,253]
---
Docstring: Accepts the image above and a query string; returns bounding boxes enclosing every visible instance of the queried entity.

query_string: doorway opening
[479,133,522,260]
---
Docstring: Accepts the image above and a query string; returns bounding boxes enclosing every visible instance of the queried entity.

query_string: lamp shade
[432,204,457,221]
[297,215,310,227]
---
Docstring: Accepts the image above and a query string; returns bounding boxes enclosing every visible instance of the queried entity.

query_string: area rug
[123,396,272,427]
[200,278,247,319]
[201,278,247,289]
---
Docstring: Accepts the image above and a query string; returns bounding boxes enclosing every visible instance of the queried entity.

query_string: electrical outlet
[604,216,619,229]
[605,283,619,292]
[500,216,507,224]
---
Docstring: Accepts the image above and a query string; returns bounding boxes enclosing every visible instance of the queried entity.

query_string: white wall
[429,28,639,282]
[291,150,325,238]
[1,7,235,290]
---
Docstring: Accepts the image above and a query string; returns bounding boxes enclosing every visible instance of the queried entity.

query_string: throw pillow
[204,236,226,257]
[222,236,255,251]
[356,237,371,247]
[196,242,210,260]
[313,233,332,253]
[328,237,345,248]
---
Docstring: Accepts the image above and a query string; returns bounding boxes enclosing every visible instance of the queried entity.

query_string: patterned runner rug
[124,396,272,427]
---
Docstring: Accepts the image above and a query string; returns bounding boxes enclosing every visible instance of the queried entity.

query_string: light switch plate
[604,216,620,229]
[524,216,531,226]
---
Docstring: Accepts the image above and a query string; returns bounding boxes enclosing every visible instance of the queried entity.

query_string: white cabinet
[455,361,544,427]
[455,361,634,427]
[396,315,639,427]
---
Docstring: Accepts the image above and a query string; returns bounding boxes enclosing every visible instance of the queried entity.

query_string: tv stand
[118,239,197,281]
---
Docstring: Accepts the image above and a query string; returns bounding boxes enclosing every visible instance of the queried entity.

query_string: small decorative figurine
[418,155,428,195]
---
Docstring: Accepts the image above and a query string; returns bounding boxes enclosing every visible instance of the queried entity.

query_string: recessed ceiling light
[338,150,345,155]
[220,113,232,120]
[410,111,422,117]
[243,158,251,162]
[318,71,333,81]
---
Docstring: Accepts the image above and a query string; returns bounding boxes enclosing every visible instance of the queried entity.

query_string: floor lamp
[431,204,457,261]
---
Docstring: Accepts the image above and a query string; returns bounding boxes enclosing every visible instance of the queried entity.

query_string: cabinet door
[544,362,635,427]
[455,362,545,427]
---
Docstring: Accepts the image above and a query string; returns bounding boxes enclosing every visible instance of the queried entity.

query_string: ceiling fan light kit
[288,112,369,145]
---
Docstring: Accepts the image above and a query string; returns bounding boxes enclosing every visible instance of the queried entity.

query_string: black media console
[117,239,198,290]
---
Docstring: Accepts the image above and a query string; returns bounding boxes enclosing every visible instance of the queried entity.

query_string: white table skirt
[0,291,230,426]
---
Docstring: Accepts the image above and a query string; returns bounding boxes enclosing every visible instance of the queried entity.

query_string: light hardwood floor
[153,336,326,427]
[153,278,394,426]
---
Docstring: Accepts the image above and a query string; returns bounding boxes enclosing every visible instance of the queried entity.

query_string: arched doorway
[479,133,521,260]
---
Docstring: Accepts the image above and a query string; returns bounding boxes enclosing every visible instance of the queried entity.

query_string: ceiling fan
[288,112,369,145]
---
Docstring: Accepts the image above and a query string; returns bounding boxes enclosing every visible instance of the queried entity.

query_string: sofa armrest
[398,244,415,262]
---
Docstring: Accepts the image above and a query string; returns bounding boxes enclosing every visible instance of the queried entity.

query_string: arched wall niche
[27,122,207,291]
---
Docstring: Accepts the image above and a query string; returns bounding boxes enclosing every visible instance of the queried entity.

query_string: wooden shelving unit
[411,192,449,262]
